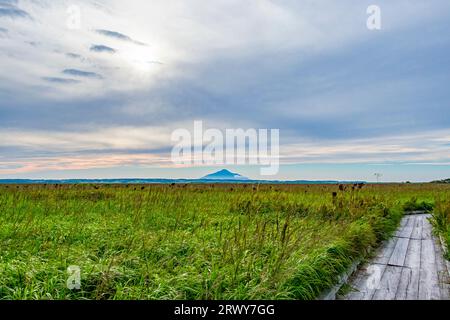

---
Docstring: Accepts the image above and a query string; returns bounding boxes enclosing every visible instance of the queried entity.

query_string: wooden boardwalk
[341,214,450,300]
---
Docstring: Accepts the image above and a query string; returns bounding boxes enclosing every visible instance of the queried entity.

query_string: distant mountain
[201,169,249,180]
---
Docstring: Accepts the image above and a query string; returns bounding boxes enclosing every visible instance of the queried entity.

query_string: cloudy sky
[1,0,450,181]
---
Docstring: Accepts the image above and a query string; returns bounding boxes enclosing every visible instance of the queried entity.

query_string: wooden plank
[373,237,398,265]
[395,239,421,300]
[433,237,450,300]
[419,239,441,300]
[400,216,409,227]
[410,215,423,240]
[395,216,410,237]
[345,263,387,300]
[396,268,413,300]
[404,239,422,269]
[396,216,414,239]
[405,210,426,215]
[388,237,410,267]
[421,215,432,240]
[372,265,403,300]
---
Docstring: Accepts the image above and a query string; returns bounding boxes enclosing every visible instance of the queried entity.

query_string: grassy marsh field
[0,183,449,300]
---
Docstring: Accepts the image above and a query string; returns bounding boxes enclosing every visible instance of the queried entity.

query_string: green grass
[402,196,434,212]
[430,199,450,260]
[0,183,449,300]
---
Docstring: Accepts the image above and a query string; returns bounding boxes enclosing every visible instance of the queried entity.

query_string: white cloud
[281,129,450,164]
[1,126,449,175]
[3,0,448,98]
[0,126,172,151]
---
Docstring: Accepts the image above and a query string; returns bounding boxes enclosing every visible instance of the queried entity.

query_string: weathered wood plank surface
[373,237,397,265]
[341,214,449,300]
[388,237,410,267]
[395,239,421,300]
[419,239,441,300]
[421,215,432,240]
[344,263,387,300]
[396,216,414,239]
[372,265,403,300]
[396,216,409,233]
[434,237,450,300]
[410,216,423,240]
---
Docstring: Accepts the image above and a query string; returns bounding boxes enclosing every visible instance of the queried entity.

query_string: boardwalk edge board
[438,234,450,279]
[318,259,362,300]
[404,210,427,216]
[319,229,400,300]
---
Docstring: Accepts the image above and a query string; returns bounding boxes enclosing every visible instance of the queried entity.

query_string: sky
[1,0,450,182]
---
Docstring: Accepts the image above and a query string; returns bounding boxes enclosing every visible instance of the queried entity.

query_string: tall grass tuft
[431,200,450,260]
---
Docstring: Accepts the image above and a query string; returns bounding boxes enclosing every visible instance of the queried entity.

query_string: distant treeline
[0,179,366,185]
[431,178,450,184]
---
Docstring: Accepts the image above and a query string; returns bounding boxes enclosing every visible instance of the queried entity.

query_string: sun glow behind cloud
[119,44,163,74]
